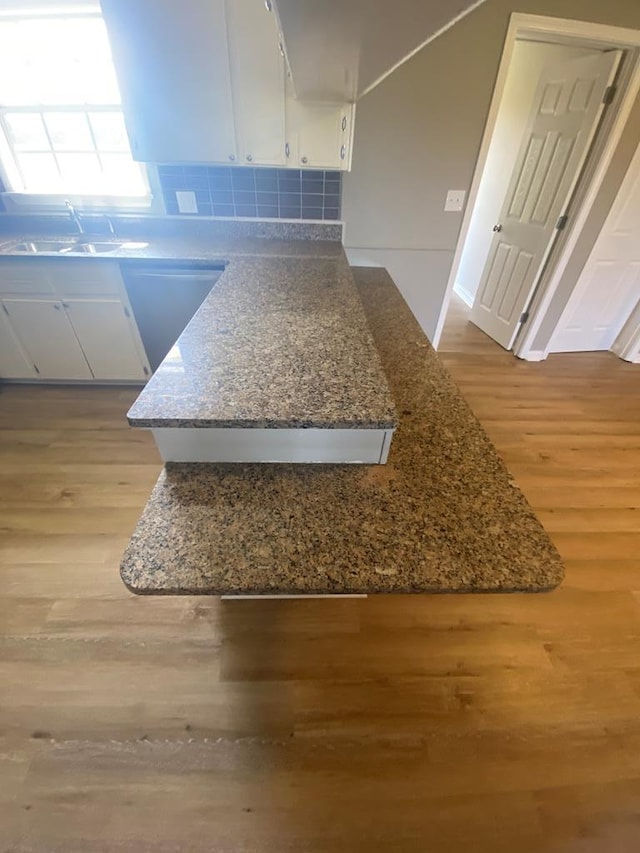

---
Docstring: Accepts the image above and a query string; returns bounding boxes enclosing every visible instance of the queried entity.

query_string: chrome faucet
[64,199,84,235]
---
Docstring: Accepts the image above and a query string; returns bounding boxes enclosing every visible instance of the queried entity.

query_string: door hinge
[520,311,530,324]
[603,85,616,106]
[556,214,569,231]
[124,306,130,318]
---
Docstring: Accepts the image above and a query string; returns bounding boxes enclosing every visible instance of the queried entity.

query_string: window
[0,13,149,203]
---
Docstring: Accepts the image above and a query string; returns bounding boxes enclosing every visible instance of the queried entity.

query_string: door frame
[433,13,640,356]
[611,299,640,362]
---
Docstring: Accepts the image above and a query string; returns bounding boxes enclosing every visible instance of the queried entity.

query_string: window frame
[0,6,159,213]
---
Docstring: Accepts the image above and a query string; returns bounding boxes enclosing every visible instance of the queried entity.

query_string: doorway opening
[433,13,640,363]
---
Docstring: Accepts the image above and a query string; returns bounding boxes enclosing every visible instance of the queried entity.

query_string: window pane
[100,154,148,196]
[44,113,93,151]
[89,112,130,152]
[16,153,60,192]
[4,113,49,151]
[0,17,121,106]
[57,153,102,191]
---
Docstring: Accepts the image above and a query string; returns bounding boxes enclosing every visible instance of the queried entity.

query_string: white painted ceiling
[274,0,487,102]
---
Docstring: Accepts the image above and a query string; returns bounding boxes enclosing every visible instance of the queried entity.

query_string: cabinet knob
[229,154,236,162]
[301,156,308,165]
[342,116,347,132]
[285,142,290,158]
[278,42,285,58]
[246,154,253,162]
[493,223,503,233]
[340,144,346,160]
[53,303,61,311]
[264,0,272,9]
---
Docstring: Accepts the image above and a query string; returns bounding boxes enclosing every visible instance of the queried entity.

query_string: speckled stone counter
[120,268,564,595]
[126,253,397,430]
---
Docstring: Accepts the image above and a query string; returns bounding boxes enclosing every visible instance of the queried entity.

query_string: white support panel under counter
[151,427,395,464]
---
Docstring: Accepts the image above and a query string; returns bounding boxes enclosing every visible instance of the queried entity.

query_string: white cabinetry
[0,307,37,379]
[285,90,354,169]
[101,0,354,170]
[0,260,150,383]
[2,299,92,380]
[227,0,286,166]
[62,300,148,381]
[101,0,237,164]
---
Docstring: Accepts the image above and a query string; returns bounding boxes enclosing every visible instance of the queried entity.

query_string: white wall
[454,40,598,307]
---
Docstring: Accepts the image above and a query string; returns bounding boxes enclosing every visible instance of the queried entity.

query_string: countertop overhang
[126,250,398,431]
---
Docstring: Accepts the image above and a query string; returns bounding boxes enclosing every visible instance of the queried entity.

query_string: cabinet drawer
[0,260,55,294]
[50,260,122,296]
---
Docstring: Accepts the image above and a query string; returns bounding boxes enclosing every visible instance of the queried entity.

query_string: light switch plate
[445,190,466,212]
[176,190,198,214]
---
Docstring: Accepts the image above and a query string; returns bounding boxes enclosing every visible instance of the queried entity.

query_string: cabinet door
[102,0,237,164]
[64,300,148,381]
[0,259,55,294]
[0,307,37,379]
[285,91,353,170]
[2,299,92,380]
[227,0,286,165]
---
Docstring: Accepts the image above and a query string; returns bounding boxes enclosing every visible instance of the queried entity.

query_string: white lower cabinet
[2,298,93,380]
[0,260,151,383]
[63,299,147,381]
[0,307,37,379]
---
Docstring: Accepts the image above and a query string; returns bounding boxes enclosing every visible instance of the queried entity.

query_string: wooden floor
[2,296,640,851]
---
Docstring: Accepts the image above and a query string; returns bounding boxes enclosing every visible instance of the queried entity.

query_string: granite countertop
[120,267,564,596]
[126,252,398,430]
[0,229,397,432]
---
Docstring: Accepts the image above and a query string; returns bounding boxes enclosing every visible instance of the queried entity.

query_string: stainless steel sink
[8,238,149,255]
[11,239,78,253]
[60,241,123,254]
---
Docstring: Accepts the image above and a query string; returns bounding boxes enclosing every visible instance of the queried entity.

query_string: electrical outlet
[176,191,198,214]
[445,190,466,212]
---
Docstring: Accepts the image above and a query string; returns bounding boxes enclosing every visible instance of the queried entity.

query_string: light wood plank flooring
[2,297,640,851]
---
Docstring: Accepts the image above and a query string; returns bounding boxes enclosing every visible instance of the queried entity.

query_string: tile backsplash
[158,165,342,221]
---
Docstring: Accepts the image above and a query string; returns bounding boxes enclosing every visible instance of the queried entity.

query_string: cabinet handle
[246,154,253,162]
[285,142,290,158]
[229,154,236,162]
[53,303,61,311]
[340,144,346,160]
[278,42,285,58]
[301,156,308,165]
[342,116,347,132]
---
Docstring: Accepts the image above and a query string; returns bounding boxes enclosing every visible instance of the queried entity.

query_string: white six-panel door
[470,50,622,350]
[549,139,640,353]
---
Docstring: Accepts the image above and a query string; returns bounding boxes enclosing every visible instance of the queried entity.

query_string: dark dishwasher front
[122,261,224,372]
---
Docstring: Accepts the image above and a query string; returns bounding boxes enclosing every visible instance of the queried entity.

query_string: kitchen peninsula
[0,220,562,595]
[115,229,563,596]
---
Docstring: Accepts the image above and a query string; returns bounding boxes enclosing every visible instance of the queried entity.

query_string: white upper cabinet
[101,0,237,164]
[101,0,354,170]
[226,0,286,166]
[286,83,354,169]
